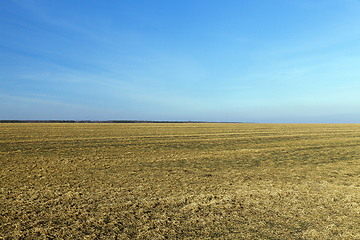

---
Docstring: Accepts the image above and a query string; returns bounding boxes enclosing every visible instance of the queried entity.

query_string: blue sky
[1,0,360,123]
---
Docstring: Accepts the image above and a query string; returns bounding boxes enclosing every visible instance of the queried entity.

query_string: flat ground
[1,123,360,239]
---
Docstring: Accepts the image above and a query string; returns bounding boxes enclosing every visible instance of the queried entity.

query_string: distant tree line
[0,120,214,123]
[0,120,88,123]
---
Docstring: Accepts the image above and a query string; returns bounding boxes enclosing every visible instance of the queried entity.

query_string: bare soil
[2,123,360,239]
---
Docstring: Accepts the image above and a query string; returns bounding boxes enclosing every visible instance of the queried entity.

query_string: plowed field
[2,123,360,239]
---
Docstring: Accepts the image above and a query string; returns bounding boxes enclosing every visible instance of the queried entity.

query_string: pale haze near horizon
[1,0,360,123]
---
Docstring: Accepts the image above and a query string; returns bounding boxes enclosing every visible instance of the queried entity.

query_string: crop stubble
[1,123,360,239]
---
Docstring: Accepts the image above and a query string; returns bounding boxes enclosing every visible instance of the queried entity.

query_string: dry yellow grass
[1,123,360,239]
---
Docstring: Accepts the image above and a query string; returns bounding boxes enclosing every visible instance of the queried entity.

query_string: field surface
[2,123,360,239]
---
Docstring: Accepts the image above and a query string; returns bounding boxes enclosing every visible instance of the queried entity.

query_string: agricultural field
[2,123,360,239]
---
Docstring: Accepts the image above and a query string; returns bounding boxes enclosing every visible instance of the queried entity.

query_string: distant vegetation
[2,123,360,239]
[0,120,210,123]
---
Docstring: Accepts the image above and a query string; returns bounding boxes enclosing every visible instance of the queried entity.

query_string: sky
[1,0,360,123]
